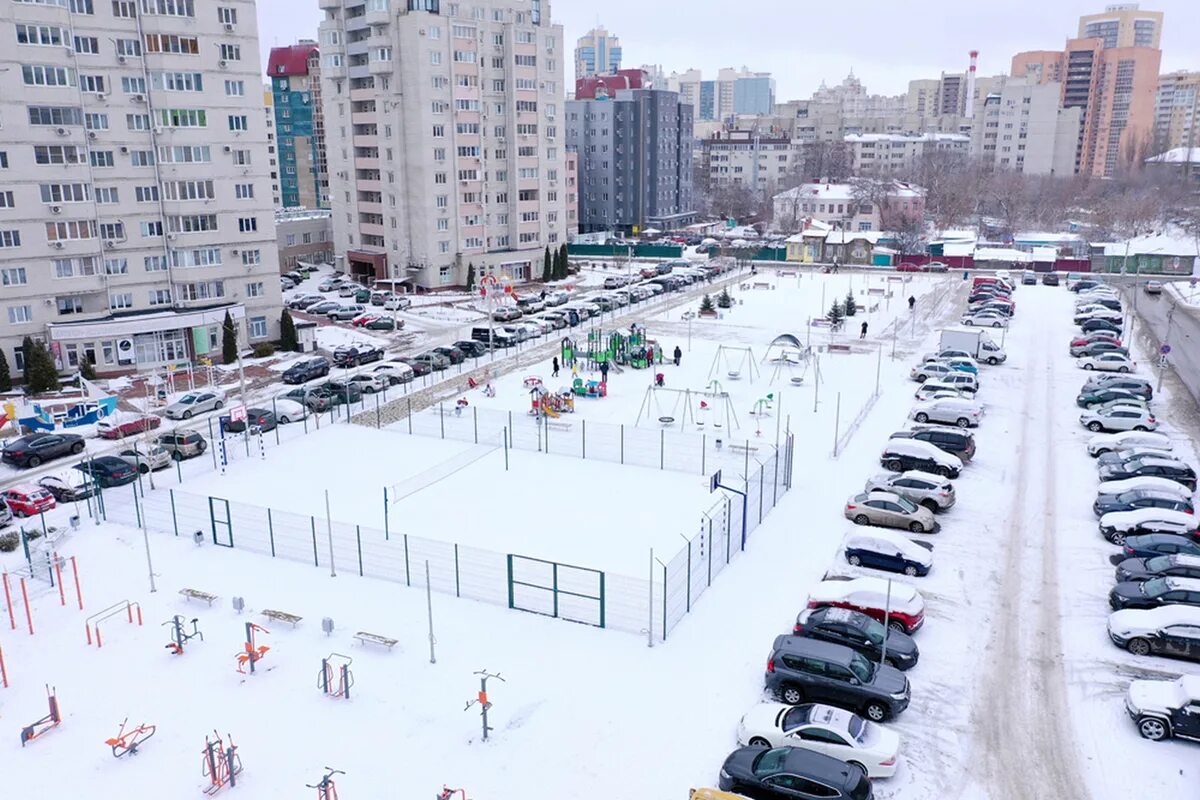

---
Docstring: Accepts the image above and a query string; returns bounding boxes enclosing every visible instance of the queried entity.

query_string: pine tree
[280,309,298,352]
[542,247,553,282]
[551,248,562,281]
[221,310,238,365]
[559,244,570,278]
[79,359,97,382]
[700,294,716,313]
[25,340,60,394]
[21,336,35,384]
[827,299,845,326]
[843,289,857,317]
[717,287,733,308]
[466,262,476,291]
[0,348,11,392]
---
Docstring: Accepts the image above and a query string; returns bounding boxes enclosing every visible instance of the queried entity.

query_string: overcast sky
[257,0,1200,100]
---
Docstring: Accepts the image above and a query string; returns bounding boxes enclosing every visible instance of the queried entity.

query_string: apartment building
[573,25,619,83]
[0,0,282,378]
[971,77,1082,175]
[564,149,578,238]
[276,208,334,271]
[667,67,774,122]
[318,0,567,288]
[268,41,329,208]
[698,130,795,197]
[1078,3,1162,48]
[844,132,969,175]
[263,88,281,205]
[1155,71,1199,153]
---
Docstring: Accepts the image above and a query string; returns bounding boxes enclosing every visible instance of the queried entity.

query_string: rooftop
[1102,230,1200,257]
[844,133,970,144]
[267,43,319,78]
[1146,147,1200,164]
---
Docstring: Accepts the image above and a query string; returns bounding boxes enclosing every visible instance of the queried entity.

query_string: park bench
[262,609,302,627]
[728,443,760,454]
[827,343,852,354]
[179,588,217,606]
[354,631,399,650]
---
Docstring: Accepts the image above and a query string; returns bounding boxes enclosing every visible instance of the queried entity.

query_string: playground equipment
[438,787,469,800]
[0,644,7,688]
[202,731,243,795]
[464,669,505,742]
[763,334,812,386]
[20,686,61,746]
[163,615,204,655]
[709,345,759,382]
[4,571,34,635]
[85,599,143,647]
[307,768,345,800]
[636,386,740,431]
[235,622,270,674]
[318,653,354,699]
[105,717,156,757]
[749,394,776,417]
[571,378,606,398]
[529,385,575,419]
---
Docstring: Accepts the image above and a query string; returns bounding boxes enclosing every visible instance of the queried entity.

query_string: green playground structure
[579,328,662,370]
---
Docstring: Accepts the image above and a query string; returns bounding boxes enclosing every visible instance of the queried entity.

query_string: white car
[383,295,412,311]
[1079,353,1136,373]
[806,577,926,634]
[115,442,172,473]
[1079,406,1157,432]
[371,362,415,385]
[271,398,309,423]
[961,312,1009,328]
[164,390,225,420]
[1107,604,1200,657]
[1099,509,1198,544]
[910,397,983,428]
[1088,431,1173,457]
[348,374,387,394]
[909,362,957,383]
[1097,477,1193,501]
[736,703,901,778]
[913,381,970,402]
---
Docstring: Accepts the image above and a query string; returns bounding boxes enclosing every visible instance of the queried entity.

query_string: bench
[544,421,572,432]
[262,609,302,627]
[354,631,399,650]
[827,343,852,354]
[728,443,759,454]
[752,281,772,290]
[179,588,217,606]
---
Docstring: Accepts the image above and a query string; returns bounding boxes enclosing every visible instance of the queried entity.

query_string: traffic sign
[229,405,247,423]
[1158,355,1169,368]
[709,469,722,493]
[1160,344,1172,355]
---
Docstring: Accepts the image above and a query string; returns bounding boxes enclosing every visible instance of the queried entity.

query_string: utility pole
[1157,301,1177,394]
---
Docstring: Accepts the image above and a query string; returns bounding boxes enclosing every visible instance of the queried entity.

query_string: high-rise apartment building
[317,0,568,288]
[573,25,620,83]
[1155,71,1199,154]
[0,0,283,377]
[668,67,774,122]
[970,77,1082,175]
[268,42,329,209]
[1078,3,1162,48]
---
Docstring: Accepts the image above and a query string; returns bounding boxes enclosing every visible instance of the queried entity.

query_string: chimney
[964,50,978,119]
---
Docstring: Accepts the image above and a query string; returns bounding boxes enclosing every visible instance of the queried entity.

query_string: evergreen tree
[280,309,298,352]
[827,299,845,327]
[559,244,570,278]
[21,336,34,384]
[466,262,476,291]
[221,310,238,365]
[717,287,733,308]
[843,289,857,317]
[551,248,562,281]
[542,247,553,282]
[79,359,97,382]
[25,340,60,394]
[699,294,716,313]
[0,348,11,392]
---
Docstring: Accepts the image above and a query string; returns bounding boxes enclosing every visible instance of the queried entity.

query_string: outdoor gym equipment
[202,731,242,795]
[85,599,143,648]
[709,345,759,382]
[464,669,505,741]
[105,717,156,757]
[235,622,270,674]
[20,685,61,747]
[438,787,469,800]
[307,768,344,800]
[318,653,354,699]
[163,615,204,655]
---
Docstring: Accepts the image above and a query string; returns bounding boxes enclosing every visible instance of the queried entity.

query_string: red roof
[268,43,319,78]
[575,69,646,100]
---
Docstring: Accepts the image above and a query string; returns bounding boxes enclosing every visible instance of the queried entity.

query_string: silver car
[116,442,172,473]
[844,490,939,533]
[164,390,225,420]
[864,471,956,512]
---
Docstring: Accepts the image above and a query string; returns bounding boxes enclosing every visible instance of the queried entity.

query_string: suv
[792,606,919,670]
[282,356,331,384]
[879,440,962,479]
[863,471,955,512]
[323,379,363,405]
[155,429,208,461]
[453,340,488,359]
[1125,675,1200,742]
[764,636,911,722]
[889,427,975,461]
[333,346,384,368]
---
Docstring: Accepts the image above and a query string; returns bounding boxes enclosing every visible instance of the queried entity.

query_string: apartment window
[235,183,254,199]
[456,122,480,135]
[432,124,445,138]
[22,64,74,87]
[249,317,267,339]
[159,145,211,163]
[245,281,264,298]
[16,23,67,46]
[240,250,261,266]
[437,219,448,231]
[514,55,536,67]
[217,6,237,24]
[518,167,538,179]
[434,172,447,184]
[458,169,478,181]
[103,256,128,273]
[1,268,28,286]
[453,50,476,64]
[516,100,537,113]
[455,99,480,112]
[325,54,343,68]
[430,51,442,66]
[74,36,99,54]
[85,113,108,130]
[285,234,296,247]
[222,79,245,97]
[432,100,449,114]
[135,186,159,202]
[122,76,146,94]
[127,113,152,130]
[99,223,125,241]
[371,47,392,62]
[95,187,119,204]
[232,149,251,165]
[168,214,218,233]
[140,220,163,237]
[149,288,172,306]
[153,71,204,92]
[516,124,538,136]
[130,150,155,167]
[140,0,196,18]
[492,79,505,92]
[436,195,448,209]
[144,255,167,271]
[177,281,225,301]
[116,38,142,57]
[427,26,440,40]
[9,306,34,324]
[218,43,241,61]
[463,237,482,248]
[57,297,84,315]
[109,293,134,310]
[433,147,446,161]
[452,24,475,38]
[77,74,104,93]
[144,35,200,55]
[438,241,450,253]
[237,217,257,233]
[170,248,221,267]
[228,114,249,131]
[46,220,97,241]
[163,180,214,200]
[515,78,536,90]
[53,257,96,278]
[29,106,83,127]
[72,0,97,11]
[432,76,449,89]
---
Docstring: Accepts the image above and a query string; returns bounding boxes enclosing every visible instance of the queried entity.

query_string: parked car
[863,471,955,512]
[1,433,86,468]
[909,397,982,428]
[806,578,926,634]
[1076,386,1145,409]
[288,293,324,310]
[1099,448,1187,470]
[333,346,384,368]
[1098,477,1193,501]
[717,745,875,800]
[383,295,412,311]
[224,408,277,434]
[1119,533,1200,560]
[432,345,466,364]
[164,391,225,420]
[336,284,359,298]
[317,278,344,292]
[735,703,900,778]
[116,442,172,473]
[271,398,309,423]
[1080,406,1157,433]
[363,316,398,331]
[1071,331,1122,348]
[323,379,363,405]
[1,485,57,517]
[1088,431,1170,457]
[1115,554,1200,584]
[328,304,366,321]
[491,307,522,322]
[917,372,977,394]
[1094,489,1193,518]
[1042,272,1060,286]
[452,340,489,359]
[1125,675,1200,742]
[1083,375,1153,399]
[96,415,161,440]
[960,312,1009,328]
[282,356,331,384]
[1080,317,1123,334]
[937,356,979,375]
[909,362,957,383]
[890,426,975,461]
[371,362,416,385]
[73,455,138,488]
[1144,280,1164,295]
[369,291,390,306]
[1099,510,1198,545]
[1079,353,1136,373]
[793,605,918,672]
[155,429,208,461]
[413,352,451,372]
[913,382,970,402]
[38,472,96,502]
[879,440,962,479]
[843,529,934,575]
[348,374,386,394]
[844,492,937,534]
[764,635,910,721]
[277,386,332,412]
[396,356,433,377]
[1071,341,1130,359]
[1098,457,1196,491]
[1108,605,1200,661]
[305,300,342,316]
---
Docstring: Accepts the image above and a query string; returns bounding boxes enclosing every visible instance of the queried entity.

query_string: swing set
[708,345,759,382]
[635,386,740,431]
[763,334,812,386]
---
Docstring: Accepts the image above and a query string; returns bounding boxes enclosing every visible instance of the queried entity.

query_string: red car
[2,484,57,517]
[97,415,162,439]
[805,577,926,634]
[1070,333,1122,348]
[350,313,380,327]
[896,263,925,272]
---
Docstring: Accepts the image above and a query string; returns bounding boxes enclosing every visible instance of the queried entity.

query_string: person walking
[552,356,560,377]
[599,360,610,383]
[673,345,682,366]
[860,321,868,339]
[908,295,916,312]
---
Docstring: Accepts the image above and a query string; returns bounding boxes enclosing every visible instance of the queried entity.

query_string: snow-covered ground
[1,271,1196,800]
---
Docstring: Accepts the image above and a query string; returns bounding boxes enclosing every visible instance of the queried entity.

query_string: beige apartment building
[317,0,568,289]
[1078,3,1162,48]
[1155,70,1199,153]
[0,0,283,378]
[971,77,1082,175]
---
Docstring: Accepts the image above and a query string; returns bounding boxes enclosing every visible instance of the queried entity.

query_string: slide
[542,405,560,418]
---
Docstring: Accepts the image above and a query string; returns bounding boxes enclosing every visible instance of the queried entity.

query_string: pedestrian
[908,295,916,311]
[552,356,560,377]
[673,345,682,366]
[860,321,868,339]
[599,360,610,383]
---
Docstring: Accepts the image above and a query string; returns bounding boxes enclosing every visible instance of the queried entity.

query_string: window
[436,195,448,209]
[224,79,244,96]
[8,306,34,324]
[427,26,440,40]
[122,76,146,94]
[22,64,74,87]
[163,180,214,200]
[149,288,172,306]
[57,297,84,315]
[240,250,261,266]
[437,219,448,231]
[144,255,167,271]
[79,75,104,94]
[103,256,128,273]
[430,51,442,66]
[85,113,108,130]
[53,256,98,278]
[168,214,218,233]
[74,36,99,54]
[237,217,258,233]
[434,172,447,184]
[130,150,155,167]
[515,54,536,67]
[109,292,134,310]
[452,50,476,64]
[46,220,97,241]
[231,149,251,165]
[116,38,141,57]
[249,317,267,339]
[452,24,474,38]
[458,169,478,181]
[176,281,225,301]
[153,72,204,92]
[218,43,240,61]
[140,220,164,237]
[438,241,450,253]
[432,124,445,138]
[245,281,264,297]
[228,114,249,131]
[99,223,125,241]
[29,106,84,126]
[16,24,67,46]
[217,5,237,24]
[135,186,158,202]
[144,34,200,55]
[235,183,254,199]
[1,268,28,286]
[127,113,152,130]
[158,145,210,164]
[170,248,221,267]
[95,187,119,204]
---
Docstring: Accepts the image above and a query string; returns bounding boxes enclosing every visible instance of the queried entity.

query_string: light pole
[1157,302,1177,394]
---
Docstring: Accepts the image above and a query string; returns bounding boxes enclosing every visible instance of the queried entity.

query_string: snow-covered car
[913,373,977,396]
[735,703,901,778]
[1124,675,1200,741]
[1097,447,1178,469]
[1087,398,1151,418]
[913,381,970,402]
[37,472,96,503]
[96,414,161,439]
[383,295,412,311]
[164,390,225,420]
[844,493,937,534]
[1097,476,1193,501]
[1088,431,1173,458]
[960,312,1009,328]
[116,443,172,473]
[863,471,955,512]
[371,362,416,385]
[806,577,926,634]
[880,439,963,479]
[843,528,935,574]
[1079,353,1136,373]
[1079,406,1157,433]
[1108,604,1200,660]
[348,374,386,394]
[1098,509,1199,545]
[909,397,983,428]
[271,398,309,423]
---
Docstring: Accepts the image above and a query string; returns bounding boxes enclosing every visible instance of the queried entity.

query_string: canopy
[768,334,804,350]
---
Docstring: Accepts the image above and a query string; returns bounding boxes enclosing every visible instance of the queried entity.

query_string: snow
[1102,230,1200,257]
[313,325,391,352]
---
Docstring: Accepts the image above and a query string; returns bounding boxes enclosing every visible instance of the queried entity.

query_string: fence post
[620,424,624,465]
[310,517,319,567]
[473,406,478,444]
[383,487,390,541]
[773,451,781,505]
[439,403,445,439]
[169,489,178,537]
[403,534,411,586]
[660,428,665,470]
[581,420,586,459]
[454,543,461,597]
[356,525,363,577]
[375,393,381,428]
[661,562,668,642]
[267,508,276,557]
[685,539,692,613]
[132,482,142,528]
[726,498,733,564]
[759,461,765,523]
[707,516,714,586]
[407,397,413,434]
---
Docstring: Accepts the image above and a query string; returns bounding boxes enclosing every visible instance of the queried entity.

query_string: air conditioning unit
[167,233,177,240]
[95,92,107,101]
[116,338,135,364]
[223,145,232,152]
[117,55,127,64]
[104,239,116,249]
[223,22,235,32]
[43,298,55,306]
[217,59,228,69]
[120,146,129,154]
[231,248,240,255]
[153,126,164,135]
[50,205,62,214]
[132,93,145,103]
[87,131,98,140]
[56,127,68,136]
[53,241,65,250]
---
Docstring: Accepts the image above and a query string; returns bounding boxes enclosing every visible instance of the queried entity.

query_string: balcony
[354,157,380,170]
[352,135,378,148]
[358,179,382,192]
[358,222,385,238]
[351,112,377,126]
[349,88,377,103]
[359,201,383,214]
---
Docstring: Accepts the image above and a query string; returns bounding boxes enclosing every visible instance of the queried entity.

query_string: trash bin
[69,515,80,530]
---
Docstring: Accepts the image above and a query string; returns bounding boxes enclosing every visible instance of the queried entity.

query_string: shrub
[0,533,19,553]
[252,342,275,358]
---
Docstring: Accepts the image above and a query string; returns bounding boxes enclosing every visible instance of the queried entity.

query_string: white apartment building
[699,130,797,197]
[844,132,970,174]
[318,0,567,288]
[772,181,925,233]
[971,77,1081,175]
[0,0,282,378]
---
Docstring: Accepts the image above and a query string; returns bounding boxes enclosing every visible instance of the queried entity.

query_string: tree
[843,289,857,317]
[279,309,298,352]
[0,348,11,392]
[25,340,59,394]
[827,299,845,327]
[21,336,34,384]
[542,246,553,282]
[717,288,733,309]
[466,262,476,291]
[79,359,97,382]
[221,310,238,366]
[559,244,570,278]
[699,294,716,314]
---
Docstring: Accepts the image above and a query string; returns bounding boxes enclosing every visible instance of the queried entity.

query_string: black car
[718,746,873,800]
[879,447,960,479]
[333,346,384,368]
[764,636,910,722]
[278,387,333,412]
[1119,533,1200,561]
[1076,387,1143,408]
[1072,279,1106,293]
[453,340,488,359]
[1098,458,1196,490]
[73,455,138,488]
[1094,490,1194,518]
[889,428,975,461]
[1109,577,1200,611]
[1108,613,1200,662]
[432,345,466,364]
[281,356,331,385]
[1073,341,1130,358]
[1042,272,1060,286]
[1086,378,1153,399]
[1100,515,1199,545]
[224,408,278,434]
[1116,555,1200,583]
[323,380,363,405]
[1081,318,1122,334]
[1126,676,1200,742]
[397,357,433,377]
[1,433,86,468]
[792,606,918,671]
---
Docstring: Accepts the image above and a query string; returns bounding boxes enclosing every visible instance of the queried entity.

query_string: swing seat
[790,377,805,386]
[727,370,741,379]
[658,416,675,426]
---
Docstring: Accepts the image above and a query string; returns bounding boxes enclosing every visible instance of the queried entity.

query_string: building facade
[0,0,283,377]
[668,67,774,122]
[699,130,796,197]
[268,42,328,209]
[844,132,969,175]
[1155,71,1199,154]
[1078,3,1162,48]
[772,181,924,234]
[566,88,694,234]
[318,0,568,288]
[276,208,334,271]
[971,77,1082,175]
[573,25,620,83]
[564,149,578,238]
